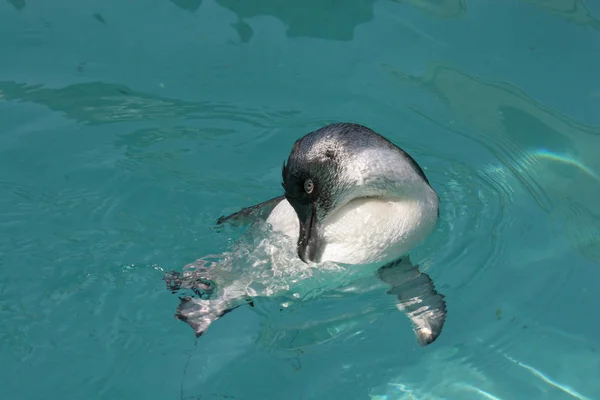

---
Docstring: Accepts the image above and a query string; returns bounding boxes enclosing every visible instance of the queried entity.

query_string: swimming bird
[165,122,447,346]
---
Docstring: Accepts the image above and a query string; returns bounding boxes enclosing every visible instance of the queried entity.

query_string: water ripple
[403,128,521,300]
[405,107,599,334]
[392,62,600,267]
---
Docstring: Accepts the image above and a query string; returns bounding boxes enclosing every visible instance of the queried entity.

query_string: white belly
[266,194,438,266]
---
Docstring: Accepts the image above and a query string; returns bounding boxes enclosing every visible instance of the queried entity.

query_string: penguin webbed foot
[163,268,217,300]
[165,261,247,337]
[164,270,183,293]
[376,257,447,347]
[175,295,253,338]
[175,296,219,337]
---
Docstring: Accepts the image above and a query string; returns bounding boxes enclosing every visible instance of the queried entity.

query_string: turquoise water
[2,0,600,398]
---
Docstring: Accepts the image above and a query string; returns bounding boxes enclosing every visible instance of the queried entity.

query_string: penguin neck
[337,147,435,210]
[266,185,439,268]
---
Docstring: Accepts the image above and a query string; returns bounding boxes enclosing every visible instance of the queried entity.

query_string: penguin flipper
[376,256,447,346]
[216,195,285,227]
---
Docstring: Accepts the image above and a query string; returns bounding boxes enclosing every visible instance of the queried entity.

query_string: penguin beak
[297,204,320,263]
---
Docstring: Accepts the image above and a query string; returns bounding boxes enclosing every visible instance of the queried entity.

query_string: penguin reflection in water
[165,122,447,346]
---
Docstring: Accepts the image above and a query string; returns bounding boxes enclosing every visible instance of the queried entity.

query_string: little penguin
[164,122,447,346]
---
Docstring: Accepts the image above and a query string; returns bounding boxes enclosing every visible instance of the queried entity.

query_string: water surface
[1,0,600,399]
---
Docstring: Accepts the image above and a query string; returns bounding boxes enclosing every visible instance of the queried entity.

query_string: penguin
[165,122,446,346]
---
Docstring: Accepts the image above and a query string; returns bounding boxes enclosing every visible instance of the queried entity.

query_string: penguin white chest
[266,195,438,266]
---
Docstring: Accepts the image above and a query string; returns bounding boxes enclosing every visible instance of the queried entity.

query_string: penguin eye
[304,179,314,194]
